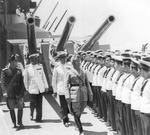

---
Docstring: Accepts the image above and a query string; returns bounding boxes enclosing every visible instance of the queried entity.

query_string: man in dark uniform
[1,54,25,128]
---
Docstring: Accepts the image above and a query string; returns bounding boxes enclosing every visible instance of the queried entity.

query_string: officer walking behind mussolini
[23,53,48,122]
[52,51,70,127]
[0,54,25,128]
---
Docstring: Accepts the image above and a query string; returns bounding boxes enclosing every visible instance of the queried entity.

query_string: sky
[34,0,150,51]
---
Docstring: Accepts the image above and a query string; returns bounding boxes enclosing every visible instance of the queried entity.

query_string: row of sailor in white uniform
[78,50,150,135]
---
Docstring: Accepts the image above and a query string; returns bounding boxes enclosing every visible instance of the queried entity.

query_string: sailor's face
[105,57,111,67]
[110,60,115,67]
[114,61,118,68]
[31,57,39,64]
[59,57,66,64]
[10,60,19,68]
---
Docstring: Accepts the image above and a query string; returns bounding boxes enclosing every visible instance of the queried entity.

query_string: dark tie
[141,80,149,96]
[115,72,124,84]
[103,68,111,78]
[122,74,132,87]
[110,70,116,81]
[131,77,140,91]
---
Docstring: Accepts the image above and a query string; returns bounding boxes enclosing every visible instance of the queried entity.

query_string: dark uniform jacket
[64,67,93,103]
[1,67,25,99]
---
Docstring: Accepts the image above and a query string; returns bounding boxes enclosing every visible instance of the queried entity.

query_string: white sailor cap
[29,53,39,58]
[131,58,140,65]
[112,55,123,62]
[55,51,67,59]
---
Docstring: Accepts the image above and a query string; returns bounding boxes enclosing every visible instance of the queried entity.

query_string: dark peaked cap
[9,54,19,62]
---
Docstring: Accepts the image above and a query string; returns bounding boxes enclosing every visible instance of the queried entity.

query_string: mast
[42,1,59,29]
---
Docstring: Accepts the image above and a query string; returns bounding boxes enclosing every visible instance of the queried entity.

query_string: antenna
[42,1,59,29]
[32,0,43,16]
[53,10,68,33]
[48,17,58,31]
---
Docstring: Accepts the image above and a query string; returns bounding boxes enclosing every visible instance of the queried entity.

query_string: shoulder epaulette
[2,67,8,71]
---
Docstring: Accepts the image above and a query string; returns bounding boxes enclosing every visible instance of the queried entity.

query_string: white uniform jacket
[52,62,66,95]
[97,66,107,88]
[92,65,101,86]
[131,76,144,110]
[115,73,128,100]
[86,63,94,83]
[121,74,135,104]
[23,64,48,94]
[112,70,120,96]
[82,62,89,73]
[105,68,115,91]
[140,79,150,113]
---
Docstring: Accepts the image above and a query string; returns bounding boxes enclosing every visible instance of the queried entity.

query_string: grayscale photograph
[0,0,150,135]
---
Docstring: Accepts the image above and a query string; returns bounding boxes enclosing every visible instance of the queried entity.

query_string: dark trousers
[106,90,112,126]
[97,87,103,118]
[74,115,83,133]
[131,110,137,135]
[30,93,43,121]
[7,97,24,126]
[10,109,23,126]
[92,86,97,106]
[141,112,150,135]
[70,102,86,134]
[59,95,69,124]
[101,91,108,122]
[122,103,133,135]
[135,110,143,135]
[92,86,97,112]
[131,110,143,135]
[89,83,94,108]
[110,96,116,131]
[115,100,119,132]
[117,101,126,135]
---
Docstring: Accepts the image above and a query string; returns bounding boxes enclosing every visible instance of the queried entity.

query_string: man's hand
[53,92,57,98]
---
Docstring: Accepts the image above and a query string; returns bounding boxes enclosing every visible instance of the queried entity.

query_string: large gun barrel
[80,15,115,51]
[26,17,37,55]
[56,16,76,51]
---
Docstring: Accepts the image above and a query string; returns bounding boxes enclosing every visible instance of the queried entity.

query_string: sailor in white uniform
[24,53,48,122]
[139,56,150,135]
[130,58,143,135]
[52,51,70,127]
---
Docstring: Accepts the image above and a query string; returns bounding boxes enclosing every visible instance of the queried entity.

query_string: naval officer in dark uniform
[1,54,25,128]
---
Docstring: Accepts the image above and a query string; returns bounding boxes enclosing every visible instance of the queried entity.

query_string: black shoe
[35,119,42,123]
[13,124,17,128]
[30,116,33,121]
[64,122,69,127]
[18,123,24,128]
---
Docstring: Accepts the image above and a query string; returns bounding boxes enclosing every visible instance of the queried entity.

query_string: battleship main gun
[50,16,76,59]
[26,17,37,55]
[79,15,115,51]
